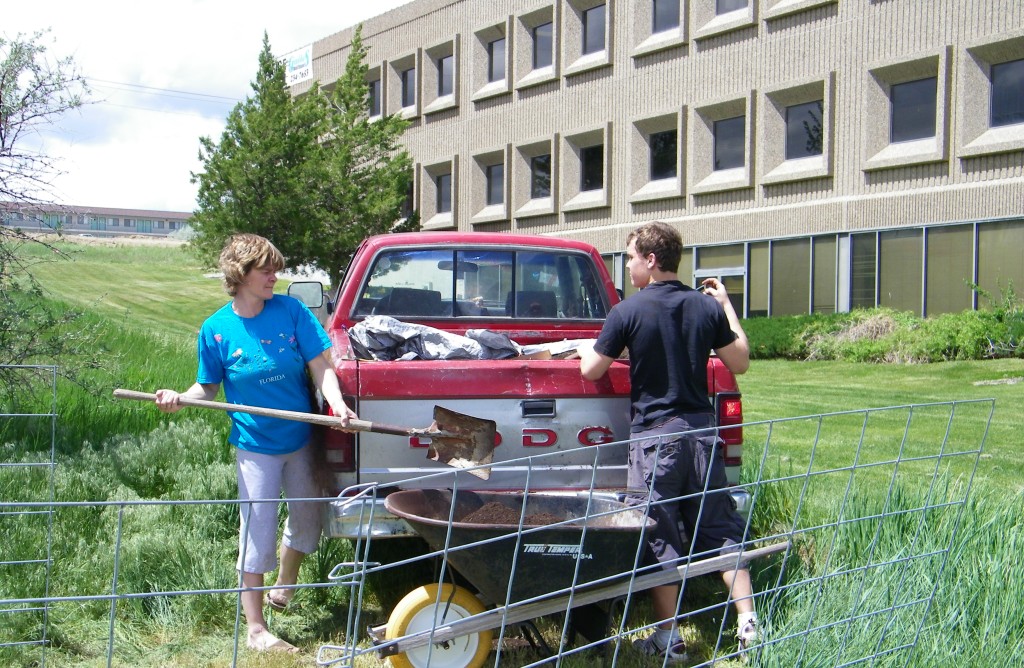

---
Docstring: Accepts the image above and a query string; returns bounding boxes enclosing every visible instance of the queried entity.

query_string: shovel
[112,389,496,479]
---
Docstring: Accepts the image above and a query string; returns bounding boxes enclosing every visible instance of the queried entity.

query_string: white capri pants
[235,443,323,574]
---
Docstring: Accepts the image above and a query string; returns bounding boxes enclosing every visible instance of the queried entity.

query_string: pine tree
[191,27,416,287]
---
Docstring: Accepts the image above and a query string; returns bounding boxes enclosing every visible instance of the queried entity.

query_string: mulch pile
[461,501,565,526]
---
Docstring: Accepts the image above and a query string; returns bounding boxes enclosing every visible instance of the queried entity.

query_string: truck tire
[385,583,492,668]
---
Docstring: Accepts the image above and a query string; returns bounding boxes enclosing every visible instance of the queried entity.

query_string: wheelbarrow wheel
[385,583,493,668]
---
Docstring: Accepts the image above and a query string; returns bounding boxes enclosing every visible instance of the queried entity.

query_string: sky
[5,0,413,213]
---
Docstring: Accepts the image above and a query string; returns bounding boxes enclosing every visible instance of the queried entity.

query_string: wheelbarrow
[370,489,654,668]
[352,489,789,668]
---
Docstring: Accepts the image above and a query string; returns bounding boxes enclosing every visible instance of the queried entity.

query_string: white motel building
[290,0,1024,317]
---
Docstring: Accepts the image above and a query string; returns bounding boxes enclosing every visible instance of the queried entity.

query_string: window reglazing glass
[533,22,553,69]
[485,163,504,205]
[530,154,551,198]
[401,67,416,107]
[488,38,506,82]
[368,79,381,116]
[649,129,678,180]
[785,100,824,160]
[436,173,452,213]
[438,55,454,97]
[713,116,745,170]
[926,225,974,316]
[717,0,747,14]
[890,77,937,143]
[850,232,877,309]
[879,229,923,314]
[991,58,1024,127]
[583,5,606,55]
[580,144,604,191]
[653,0,680,34]
[771,238,811,316]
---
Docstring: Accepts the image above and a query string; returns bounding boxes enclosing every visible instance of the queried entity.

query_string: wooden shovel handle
[112,389,420,436]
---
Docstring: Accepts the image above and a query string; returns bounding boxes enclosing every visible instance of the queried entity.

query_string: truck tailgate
[337,358,632,491]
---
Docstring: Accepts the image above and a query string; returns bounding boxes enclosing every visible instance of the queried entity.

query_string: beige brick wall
[298,0,1024,256]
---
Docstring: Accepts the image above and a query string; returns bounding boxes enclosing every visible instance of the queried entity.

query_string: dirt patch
[461,502,566,526]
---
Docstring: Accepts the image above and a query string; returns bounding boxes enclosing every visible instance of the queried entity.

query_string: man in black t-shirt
[578,222,759,662]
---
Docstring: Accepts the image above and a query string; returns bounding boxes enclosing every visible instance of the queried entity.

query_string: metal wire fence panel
[1,365,58,667]
[0,398,994,667]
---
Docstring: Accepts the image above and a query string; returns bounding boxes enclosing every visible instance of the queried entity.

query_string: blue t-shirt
[196,295,331,455]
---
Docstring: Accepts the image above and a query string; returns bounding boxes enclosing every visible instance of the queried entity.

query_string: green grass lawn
[21,238,228,338]
[740,358,1022,495]
[3,238,1022,667]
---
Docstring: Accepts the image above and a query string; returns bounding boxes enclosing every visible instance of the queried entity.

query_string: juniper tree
[191,27,416,287]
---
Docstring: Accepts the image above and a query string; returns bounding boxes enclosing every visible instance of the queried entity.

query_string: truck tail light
[716,392,743,467]
[323,402,356,472]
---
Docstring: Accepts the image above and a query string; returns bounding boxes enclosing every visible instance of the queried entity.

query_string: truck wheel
[385,583,492,668]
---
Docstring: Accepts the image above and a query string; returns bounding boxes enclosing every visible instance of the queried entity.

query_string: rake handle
[112,389,421,436]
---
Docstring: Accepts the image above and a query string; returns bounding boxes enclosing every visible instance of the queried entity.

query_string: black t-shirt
[593,280,737,430]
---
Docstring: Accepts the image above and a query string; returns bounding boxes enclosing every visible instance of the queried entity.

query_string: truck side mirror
[287,281,325,309]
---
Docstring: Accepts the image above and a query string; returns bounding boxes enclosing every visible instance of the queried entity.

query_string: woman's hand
[330,402,359,431]
[154,383,219,414]
[154,389,183,413]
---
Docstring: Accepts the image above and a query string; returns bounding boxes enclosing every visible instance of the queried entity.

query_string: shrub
[741,291,1024,363]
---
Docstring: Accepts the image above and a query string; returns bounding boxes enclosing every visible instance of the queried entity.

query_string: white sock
[738,611,758,629]
[654,627,679,647]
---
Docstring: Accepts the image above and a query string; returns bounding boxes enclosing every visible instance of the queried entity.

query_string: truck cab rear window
[354,248,609,319]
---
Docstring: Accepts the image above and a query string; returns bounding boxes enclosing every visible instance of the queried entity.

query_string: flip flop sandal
[266,588,294,612]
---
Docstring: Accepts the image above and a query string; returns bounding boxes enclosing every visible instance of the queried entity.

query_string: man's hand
[701,277,731,307]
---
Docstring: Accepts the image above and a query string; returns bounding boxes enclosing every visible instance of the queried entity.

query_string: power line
[86,77,240,102]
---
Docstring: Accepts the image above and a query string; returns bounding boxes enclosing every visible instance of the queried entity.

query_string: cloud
[4,0,411,212]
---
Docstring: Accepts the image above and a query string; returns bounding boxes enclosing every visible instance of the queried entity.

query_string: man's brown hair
[628,221,683,273]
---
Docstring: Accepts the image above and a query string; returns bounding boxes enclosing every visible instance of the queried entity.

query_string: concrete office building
[292,0,1024,317]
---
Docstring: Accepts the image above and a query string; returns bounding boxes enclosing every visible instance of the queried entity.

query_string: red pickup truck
[289,232,746,538]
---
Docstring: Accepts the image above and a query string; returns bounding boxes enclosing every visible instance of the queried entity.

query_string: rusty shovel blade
[426,406,496,480]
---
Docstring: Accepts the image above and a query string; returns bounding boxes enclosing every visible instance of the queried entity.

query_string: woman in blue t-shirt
[155,234,356,654]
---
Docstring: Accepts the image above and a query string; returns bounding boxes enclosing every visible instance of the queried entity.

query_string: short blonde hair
[219,234,286,296]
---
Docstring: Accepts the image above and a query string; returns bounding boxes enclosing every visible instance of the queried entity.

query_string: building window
[714,116,745,170]
[401,67,416,108]
[850,233,877,309]
[650,129,678,180]
[785,100,824,160]
[771,238,811,316]
[961,37,1024,159]
[438,55,454,96]
[488,38,506,82]
[864,52,948,170]
[474,21,511,100]
[653,0,681,34]
[717,0,747,13]
[630,113,683,203]
[436,173,452,213]
[530,154,552,198]
[533,22,553,70]
[580,145,604,191]
[422,160,455,228]
[890,77,937,143]
[583,5,606,56]
[991,58,1024,127]
[368,79,381,116]
[486,163,504,205]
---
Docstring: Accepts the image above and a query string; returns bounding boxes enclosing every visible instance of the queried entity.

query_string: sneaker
[633,634,689,664]
[737,620,762,652]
